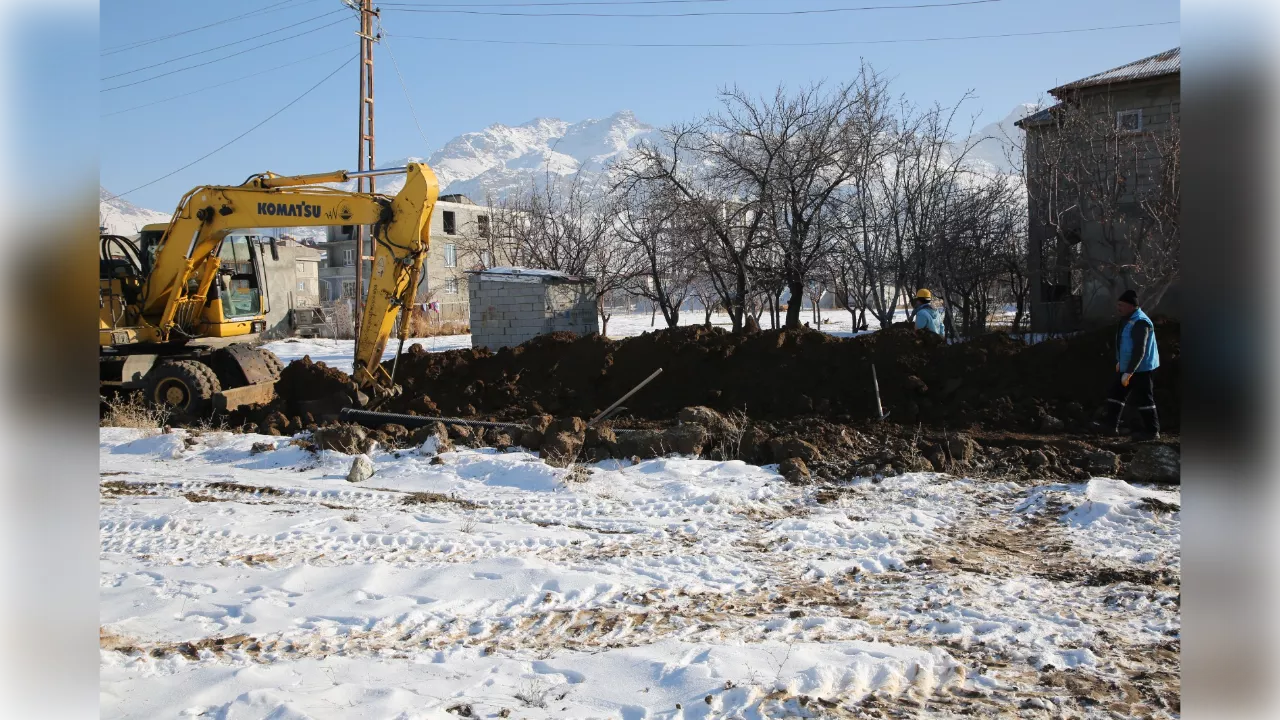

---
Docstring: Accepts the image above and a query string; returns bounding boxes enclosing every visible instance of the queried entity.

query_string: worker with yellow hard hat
[913,289,944,336]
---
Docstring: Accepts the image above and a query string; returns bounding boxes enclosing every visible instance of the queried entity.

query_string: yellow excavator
[100,162,440,415]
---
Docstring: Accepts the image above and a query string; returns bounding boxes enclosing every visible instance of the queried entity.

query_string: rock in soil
[411,422,452,456]
[947,434,977,462]
[541,431,583,467]
[1125,443,1180,484]
[313,424,371,454]
[553,416,587,435]
[447,424,475,445]
[410,421,450,447]
[770,437,822,463]
[778,457,810,483]
[666,423,709,456]
[922,443,947,472]
[518,429,544,450]
[584,425,618,450]
[1083,449,1121,477]
[378,423,410,445]
[678,406,738,435]
[249,441,276,455]
[346,454,375,483]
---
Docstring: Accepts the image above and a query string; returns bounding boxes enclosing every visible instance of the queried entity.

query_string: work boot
[1093,402,1124,436]
[1133,408,1161,441]
[1089,421,1117,436]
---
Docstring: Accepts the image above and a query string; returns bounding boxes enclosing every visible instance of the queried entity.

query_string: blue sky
[100,0,1180,210]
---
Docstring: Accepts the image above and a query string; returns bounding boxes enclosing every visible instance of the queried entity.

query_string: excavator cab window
[217,235,263,319]
[137,229,164,276]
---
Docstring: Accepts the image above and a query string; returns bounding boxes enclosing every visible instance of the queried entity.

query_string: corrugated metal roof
[1050,48,1179,96]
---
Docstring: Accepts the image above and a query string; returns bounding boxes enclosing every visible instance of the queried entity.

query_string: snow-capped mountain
[963,102,1040,175]
[353,110,661,201]
[99,187,171,236]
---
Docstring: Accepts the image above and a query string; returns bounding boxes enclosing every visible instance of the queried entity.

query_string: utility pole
[352,0,378,338]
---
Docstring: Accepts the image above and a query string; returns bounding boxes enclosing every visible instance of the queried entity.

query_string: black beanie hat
[1119,289,1139,306]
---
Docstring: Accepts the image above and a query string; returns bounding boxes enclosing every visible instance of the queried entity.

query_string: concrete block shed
[467,267,598,350]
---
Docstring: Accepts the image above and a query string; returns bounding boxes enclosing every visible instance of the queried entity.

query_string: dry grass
[402,491,479,509]
[404,306,469,337]
[514,677,550,708]
[324,303,469,339]
[100,392,171,430]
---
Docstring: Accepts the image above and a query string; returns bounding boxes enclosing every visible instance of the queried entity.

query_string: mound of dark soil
[372,321,1179,433]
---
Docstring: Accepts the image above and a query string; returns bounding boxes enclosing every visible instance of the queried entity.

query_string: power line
[383,0,1000,18]
[390,20,1178,48]
[101,17,349,92]
[102,9,347,80]
[107,53,358,201]
[102,0,315,55]
[382,0,732,6]
[379,29,432,152]
[101,45,351,118]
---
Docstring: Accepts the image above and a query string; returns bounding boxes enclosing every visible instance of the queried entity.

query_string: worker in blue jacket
[1101,289,1161,439]
[913,289,944,336]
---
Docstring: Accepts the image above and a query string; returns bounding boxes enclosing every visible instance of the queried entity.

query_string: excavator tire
[260,349,285,379]
[145,360,221,416]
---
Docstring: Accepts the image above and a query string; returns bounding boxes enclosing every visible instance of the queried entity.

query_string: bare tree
[624,124,770,332]
[745,69,893,327]
[500,173,641,335]
[932,173,1025,336]
[611,178,696,328]
[503,172,605,276]
[453,192,518,271]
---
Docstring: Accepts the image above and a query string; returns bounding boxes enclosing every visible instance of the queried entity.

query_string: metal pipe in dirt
[872,364,890,422]
[588,368,663,428]
[338,408,529,431]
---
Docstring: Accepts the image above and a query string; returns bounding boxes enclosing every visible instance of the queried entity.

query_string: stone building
[467,268,598,350]
[259,236,322,337]
[320,194,501,320]
[1017,48,1180,332]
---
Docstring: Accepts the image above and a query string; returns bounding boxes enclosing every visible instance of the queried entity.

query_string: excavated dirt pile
[234,321,1180,483]
[372,320,1179,433]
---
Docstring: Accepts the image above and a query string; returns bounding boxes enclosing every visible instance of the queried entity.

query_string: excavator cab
[200,234,270,338]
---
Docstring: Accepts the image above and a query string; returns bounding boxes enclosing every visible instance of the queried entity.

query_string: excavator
[100,162,440,415]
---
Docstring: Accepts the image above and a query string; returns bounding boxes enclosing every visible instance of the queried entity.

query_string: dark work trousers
[1104,370,1159,433]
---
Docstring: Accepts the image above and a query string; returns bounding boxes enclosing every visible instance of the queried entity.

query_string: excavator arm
[139,163,439,394]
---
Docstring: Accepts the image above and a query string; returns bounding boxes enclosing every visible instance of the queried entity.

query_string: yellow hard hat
[915,289,932,300]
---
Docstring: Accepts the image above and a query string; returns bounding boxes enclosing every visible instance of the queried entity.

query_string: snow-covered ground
[100,428,1180,718]
[263,310,907,372]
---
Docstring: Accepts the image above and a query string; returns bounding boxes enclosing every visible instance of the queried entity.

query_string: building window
[445,277,459,294]
[341,280,356,298]
[480,249,490,268]
[1116,109,1143,133]
[295,262,307,276]
[343,248,354,266]
[443,243,457,268]
[477,215,490,239]
[442,211,457,235]
[342,225,354,237]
